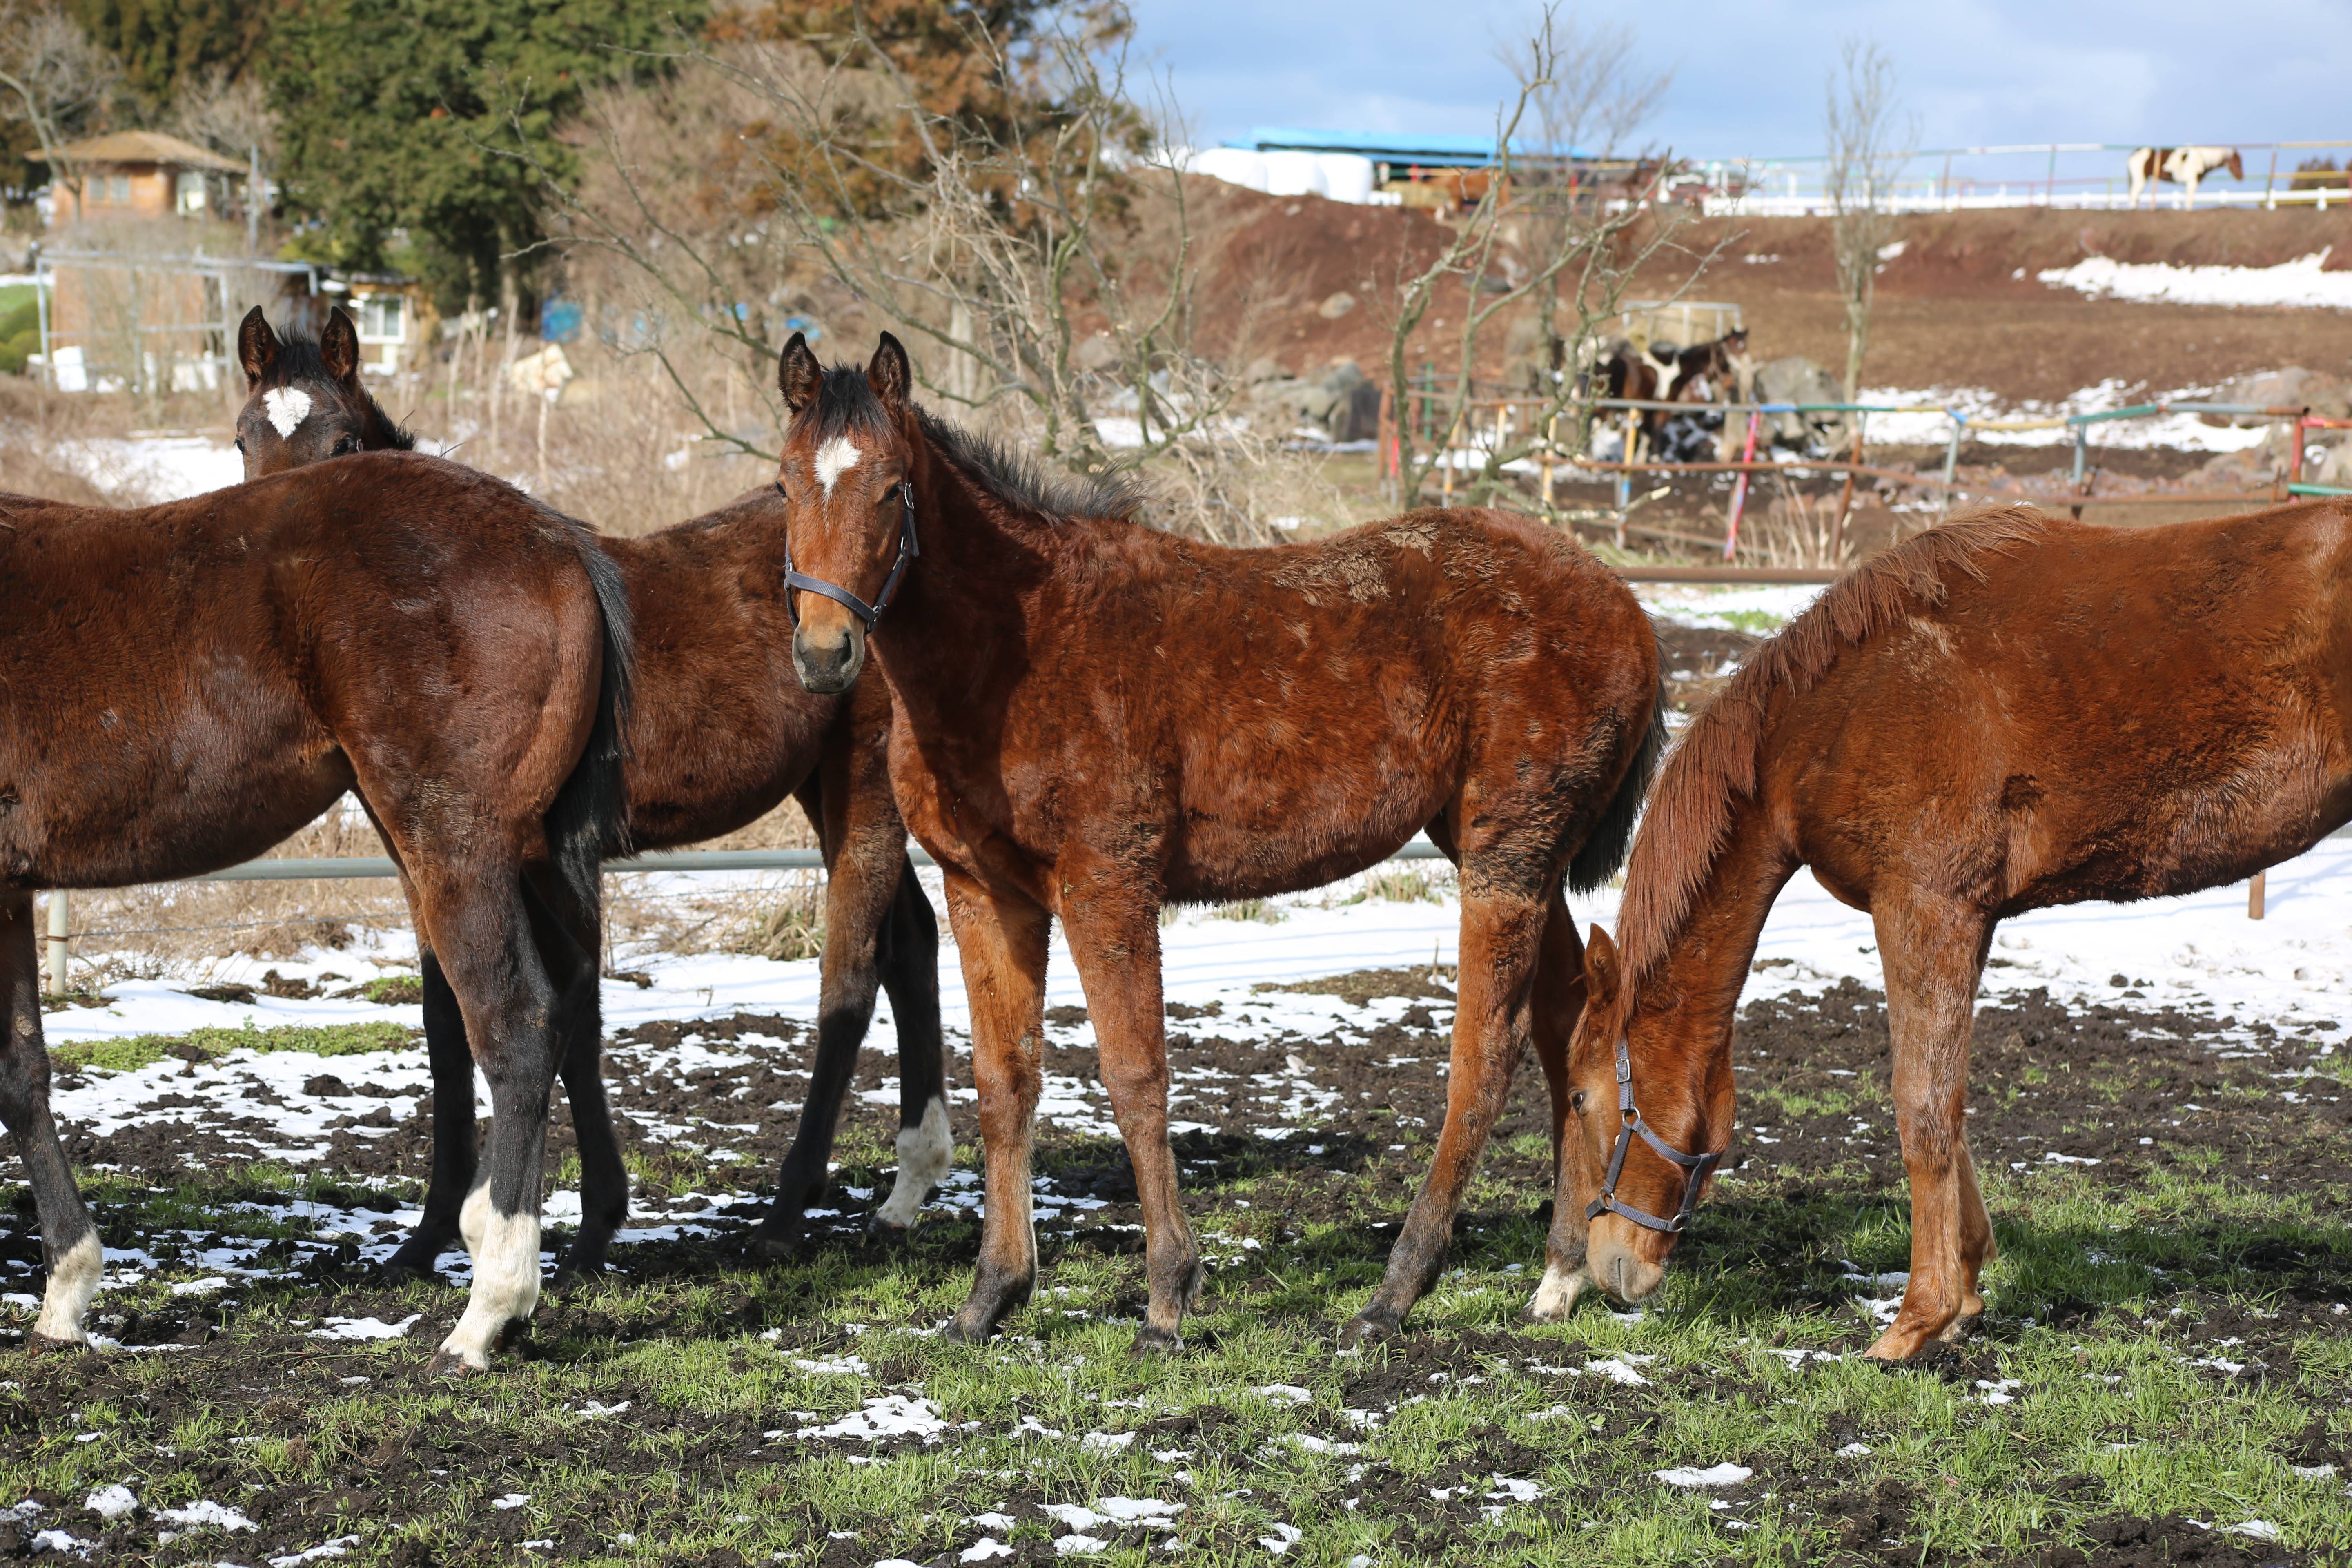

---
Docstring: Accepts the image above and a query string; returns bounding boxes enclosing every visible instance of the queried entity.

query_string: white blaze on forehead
[263,386,313,439]
[813,434,862,499]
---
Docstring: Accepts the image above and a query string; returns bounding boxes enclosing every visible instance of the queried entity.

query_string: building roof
[1231,127,1588,167]
[31,131,244,174]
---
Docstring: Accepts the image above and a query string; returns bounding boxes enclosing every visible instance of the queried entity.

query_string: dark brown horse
[1550,501,2352,1359]
[0,453,631,1370]
[233,310,948,1275]
[774,332,1665,1349]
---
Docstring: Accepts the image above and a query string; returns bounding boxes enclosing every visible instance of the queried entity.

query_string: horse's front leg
[1870,888,1995,1361]
[941,873,1050,1344]
[0,893,102,1348]
[1058,858,1200,1352]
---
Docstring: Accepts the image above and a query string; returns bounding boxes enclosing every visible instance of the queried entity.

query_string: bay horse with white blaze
[0,453,631,1371]
[1548,501,2352,1359]
[233,308,949,1274]
[775,332,1665,1349]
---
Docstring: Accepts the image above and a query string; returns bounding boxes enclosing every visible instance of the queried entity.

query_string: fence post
[2248,871,2266,920]
[1832,412,1864,555]
[2069,423,2090,520]
[1938,414,1966,521]
[1723,410,1761,559]
[45,890,68,998]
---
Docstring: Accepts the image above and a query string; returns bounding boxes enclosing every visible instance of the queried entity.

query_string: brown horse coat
[0,453,630,1369]
[776,334,1664,1348]
[229,316,949,1275]
[1556,502,2352,1356]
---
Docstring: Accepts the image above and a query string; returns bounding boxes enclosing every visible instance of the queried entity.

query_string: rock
[1750,356,1853,457]
[1074,332,1119,371]
[1316,290,1357,320]
[1241,355,1287,385]
[2203,366,2352,426]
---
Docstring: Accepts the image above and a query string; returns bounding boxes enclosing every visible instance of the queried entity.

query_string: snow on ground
[1854,381,2269,452]
[1635,581,1826,633]
[49,434,243,502]
[2039,249,2352,312]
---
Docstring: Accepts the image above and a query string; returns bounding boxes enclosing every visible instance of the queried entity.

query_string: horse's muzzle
[791,624,866,695]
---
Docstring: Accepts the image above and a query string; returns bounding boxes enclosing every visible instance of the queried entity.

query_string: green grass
[5,1042,2350,1565]
[49,1018,416,1074]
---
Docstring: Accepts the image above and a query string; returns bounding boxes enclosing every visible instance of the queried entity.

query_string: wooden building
[33,131,246,228]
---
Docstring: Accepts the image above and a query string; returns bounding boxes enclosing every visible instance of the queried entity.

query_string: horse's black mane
[807,362,1142,526]
[263,325,418,452]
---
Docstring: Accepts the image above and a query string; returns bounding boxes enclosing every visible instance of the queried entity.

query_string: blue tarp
[1227,127,1587,165]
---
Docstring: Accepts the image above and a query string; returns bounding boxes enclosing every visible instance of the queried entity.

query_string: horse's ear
[1584,926,1623,1011]
[867,331,911,411]
[238,307,278,388]
[778,331,820,414]
[321,305,361,383]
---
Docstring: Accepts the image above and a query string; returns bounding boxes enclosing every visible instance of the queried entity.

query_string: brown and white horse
[1543,501,2352,1360]
[2127,146,2243,209]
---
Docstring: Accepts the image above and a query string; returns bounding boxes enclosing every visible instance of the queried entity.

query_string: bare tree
[0,0,121,220]
[1823,37,1914,403]
[167,66,279,252]
[1493,5,1674,401]
[1383,8,1718,513]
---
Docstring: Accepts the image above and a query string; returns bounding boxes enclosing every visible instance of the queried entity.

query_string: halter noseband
[1584,1032,1722,1235]
[778,479,919,631]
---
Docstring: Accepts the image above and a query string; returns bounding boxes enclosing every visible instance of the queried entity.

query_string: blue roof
[1228,127,1586,165]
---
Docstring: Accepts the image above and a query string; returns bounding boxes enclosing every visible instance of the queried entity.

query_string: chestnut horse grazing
[0,454,631,1370]
[775,333,1665,1350]
[1553,501,2352,1359]
[233,310,947,1275]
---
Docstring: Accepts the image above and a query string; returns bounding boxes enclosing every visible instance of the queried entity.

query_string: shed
[33,131,245,228]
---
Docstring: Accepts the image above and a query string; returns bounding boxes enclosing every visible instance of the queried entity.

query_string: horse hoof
[1128,1326,1183,1357]
[1339,1307,1403,1349]
[26,1331,91,1356]
[549,1252,606,1293]
[377,1252,450,1287]
[425,1349,481,1378]
[743,1226,800,1263]
[865,1214,914,1243]
[940,1314,996,1346]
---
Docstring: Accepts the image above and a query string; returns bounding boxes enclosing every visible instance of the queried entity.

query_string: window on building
[176,172,206,214]
[107,174,130,204]
[357,295,405,343]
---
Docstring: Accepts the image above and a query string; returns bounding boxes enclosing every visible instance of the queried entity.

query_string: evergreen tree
[268,0,695,306]
[62,0,270,112]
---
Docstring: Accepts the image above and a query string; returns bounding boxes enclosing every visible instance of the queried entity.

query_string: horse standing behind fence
[232,308,950,1278]
[774,332,1665,1350]
[0,453,632,1371]
[1543,501,2352,1359]
[2126,146,2243,209]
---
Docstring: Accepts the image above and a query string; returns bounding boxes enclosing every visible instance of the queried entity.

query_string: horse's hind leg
[414,868,565,1374]
[870,861,947,1234]
[1526,891,1593,1322]
[1870,888,1995,1361]
[380,950,477,1281]
[750,777,897,1255]
[528,874,624,1287]
[0,893,101,1347]
[1347,866,1548,1345]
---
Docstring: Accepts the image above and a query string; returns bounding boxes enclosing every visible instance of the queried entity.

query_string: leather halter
[777,479,919,631]
[1584,1032,1722,1234]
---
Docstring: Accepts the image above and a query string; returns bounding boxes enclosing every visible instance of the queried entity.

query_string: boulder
[1750,356,1853,457]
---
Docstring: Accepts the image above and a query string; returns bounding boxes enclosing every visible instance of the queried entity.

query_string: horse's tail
[546,540,636,921]
[1566,651,1669,897]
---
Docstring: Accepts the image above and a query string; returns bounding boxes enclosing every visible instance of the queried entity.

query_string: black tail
[1567,637,1669,896]
[546,541,635,919]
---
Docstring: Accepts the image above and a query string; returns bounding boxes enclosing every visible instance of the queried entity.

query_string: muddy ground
[2,966,2345,1565]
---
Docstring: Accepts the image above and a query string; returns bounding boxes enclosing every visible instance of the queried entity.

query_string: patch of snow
[2040,251,2352,311]
[309,1314,419,1341]
[1655,1463,1752,1489]
[155,1499,257,1531]
[797,1395,949,1443]
[82,1486,136,1519]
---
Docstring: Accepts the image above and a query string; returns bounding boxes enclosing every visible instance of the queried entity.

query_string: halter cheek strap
[779,479,920,631]
[1584,1032,1723,1234]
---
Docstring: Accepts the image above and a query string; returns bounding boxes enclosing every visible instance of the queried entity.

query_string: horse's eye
[233,437,245,455]
[1570,1091,1587,1113]
[331,435,359,457]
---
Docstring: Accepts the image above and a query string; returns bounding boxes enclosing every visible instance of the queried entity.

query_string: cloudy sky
[1125,0,2352,187]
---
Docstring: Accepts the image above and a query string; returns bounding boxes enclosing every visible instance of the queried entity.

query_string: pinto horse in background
[233,309,951,1277]
[2127,146,2243,209]
[774,332,1666,1351]
[1543,501,2352,1360]
[1604,328,1749,462]
[0,454,632,1372]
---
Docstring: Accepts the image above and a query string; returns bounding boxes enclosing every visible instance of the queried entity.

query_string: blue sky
[1125,0,2352,184]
